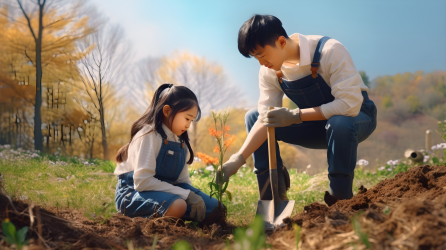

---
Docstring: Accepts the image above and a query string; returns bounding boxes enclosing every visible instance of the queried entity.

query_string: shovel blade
[256,199,295,231]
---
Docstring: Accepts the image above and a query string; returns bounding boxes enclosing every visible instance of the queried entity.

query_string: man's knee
[245,107,259,131]
[326,116,355,140]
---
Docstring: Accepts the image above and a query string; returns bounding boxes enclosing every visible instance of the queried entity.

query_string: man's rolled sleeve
[258,67,284,121]
[320,42,364,119]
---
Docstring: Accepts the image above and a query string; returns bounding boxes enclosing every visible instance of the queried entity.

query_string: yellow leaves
[156,51,224,86]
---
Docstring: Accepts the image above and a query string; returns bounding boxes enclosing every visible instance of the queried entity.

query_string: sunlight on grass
[1,146,445,227]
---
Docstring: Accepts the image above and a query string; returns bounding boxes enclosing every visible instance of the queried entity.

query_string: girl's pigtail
[115,143,130,162]
[182,132,194,164]
[115,83,173,163]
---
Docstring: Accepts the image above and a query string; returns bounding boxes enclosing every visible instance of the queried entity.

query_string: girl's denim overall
[115,129,219,220]
[246,37,377,200]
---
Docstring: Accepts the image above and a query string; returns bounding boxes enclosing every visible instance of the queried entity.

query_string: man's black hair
[238,14,289,58]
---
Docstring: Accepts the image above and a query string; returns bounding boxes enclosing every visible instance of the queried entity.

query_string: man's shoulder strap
[311,36,331,78]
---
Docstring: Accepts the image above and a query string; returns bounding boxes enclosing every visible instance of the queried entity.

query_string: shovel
[256,107,295,232]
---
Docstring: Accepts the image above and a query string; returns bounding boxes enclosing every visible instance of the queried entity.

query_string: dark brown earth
[1,164,446,249]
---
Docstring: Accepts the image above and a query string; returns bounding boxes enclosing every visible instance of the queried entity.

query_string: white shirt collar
[161,122,181,141]
[281,33,311,70]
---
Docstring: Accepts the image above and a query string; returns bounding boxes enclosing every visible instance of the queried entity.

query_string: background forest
[0,0,445,175]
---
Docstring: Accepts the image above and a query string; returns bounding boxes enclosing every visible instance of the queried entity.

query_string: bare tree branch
[16,0,37,41]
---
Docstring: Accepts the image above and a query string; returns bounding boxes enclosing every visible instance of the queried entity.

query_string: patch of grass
[1,146,441,227]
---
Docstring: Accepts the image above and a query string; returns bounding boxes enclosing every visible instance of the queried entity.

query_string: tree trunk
[100,105,108,159]
[33,2,45,151]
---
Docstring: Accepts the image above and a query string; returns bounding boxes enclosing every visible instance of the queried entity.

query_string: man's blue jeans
[245,98,377,199]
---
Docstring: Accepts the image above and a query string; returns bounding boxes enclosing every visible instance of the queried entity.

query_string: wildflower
[224,126,230,132]
[378,166,385,171]
[196,152,219,165]
[213,146,220,153]
[387,160,399,166]
[56,161,67,166]
[306,164,311,169]
[303,171,306,174]
[205,165,215,171]
[224,134,236,150]
[357,159,369,166]
[209,127,222,137]
[424,155,430,163]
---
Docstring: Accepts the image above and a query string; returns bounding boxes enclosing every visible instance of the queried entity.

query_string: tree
[77,24,129,159]
[3,0,94,151]
[359,71,370,88]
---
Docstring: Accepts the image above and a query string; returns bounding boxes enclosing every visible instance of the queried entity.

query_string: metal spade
[256,107,295,232]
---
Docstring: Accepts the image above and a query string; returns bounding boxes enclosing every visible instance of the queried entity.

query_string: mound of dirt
[272,165,446,250]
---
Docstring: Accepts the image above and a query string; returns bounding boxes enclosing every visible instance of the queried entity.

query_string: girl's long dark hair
[115,83,201,164]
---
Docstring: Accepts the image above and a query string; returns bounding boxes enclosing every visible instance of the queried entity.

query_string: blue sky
[91,0,446,107]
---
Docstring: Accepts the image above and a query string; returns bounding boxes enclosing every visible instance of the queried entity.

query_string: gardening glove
[262,107,302,127]
[185,191,206,222]
[217,153,246,184]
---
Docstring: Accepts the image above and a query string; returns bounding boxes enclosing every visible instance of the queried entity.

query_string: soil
[1,164,446,249]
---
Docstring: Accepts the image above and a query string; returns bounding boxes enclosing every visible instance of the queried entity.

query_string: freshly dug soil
[271,164,446,250]
[1,164,445,249]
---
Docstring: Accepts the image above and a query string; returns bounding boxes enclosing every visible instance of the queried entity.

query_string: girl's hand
[218,153,246,184]
[186,192,206,222]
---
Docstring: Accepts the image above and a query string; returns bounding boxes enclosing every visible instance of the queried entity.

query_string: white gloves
[218,153,246,184]
[185,191,206,222]
[261,107,302,127]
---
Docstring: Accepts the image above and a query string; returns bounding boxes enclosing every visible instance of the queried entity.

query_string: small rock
[56,178,65,182]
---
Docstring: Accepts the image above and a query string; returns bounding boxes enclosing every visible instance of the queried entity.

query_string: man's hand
[185,192,206,222]
[216,153,246,184]
[262,107,302,127]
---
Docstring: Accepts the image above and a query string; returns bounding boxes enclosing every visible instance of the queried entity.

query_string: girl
[114,83,218,222]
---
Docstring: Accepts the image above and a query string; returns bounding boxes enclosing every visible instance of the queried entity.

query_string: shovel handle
[267,107,277,170]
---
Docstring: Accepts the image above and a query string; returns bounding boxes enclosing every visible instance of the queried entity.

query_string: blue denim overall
[115,128,219,220]
[246,37,377,200]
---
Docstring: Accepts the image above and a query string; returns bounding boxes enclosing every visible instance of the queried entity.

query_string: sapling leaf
[224,190,232,201]
[16,226,28,244]
[2,220,16,245]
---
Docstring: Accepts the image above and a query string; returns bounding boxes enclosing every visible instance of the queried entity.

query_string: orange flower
[224,134,236,149]
[209,127,222,137]
[197,152,219,165]
[224,126,230,132]
[213,146,220,153]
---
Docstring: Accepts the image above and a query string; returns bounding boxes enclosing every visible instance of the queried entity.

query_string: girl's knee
[164,198,187,218]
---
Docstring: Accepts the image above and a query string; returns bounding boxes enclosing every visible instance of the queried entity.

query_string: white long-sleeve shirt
[258,33,369,120]
[114,123,192,199]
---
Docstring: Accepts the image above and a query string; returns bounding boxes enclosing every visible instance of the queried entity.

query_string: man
[220,14,377,205]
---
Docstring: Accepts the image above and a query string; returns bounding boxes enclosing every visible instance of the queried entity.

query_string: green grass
[1,147,445,227]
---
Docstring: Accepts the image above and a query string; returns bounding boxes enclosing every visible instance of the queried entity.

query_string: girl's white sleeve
[132,133,190,200]
[175,149,193,185]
